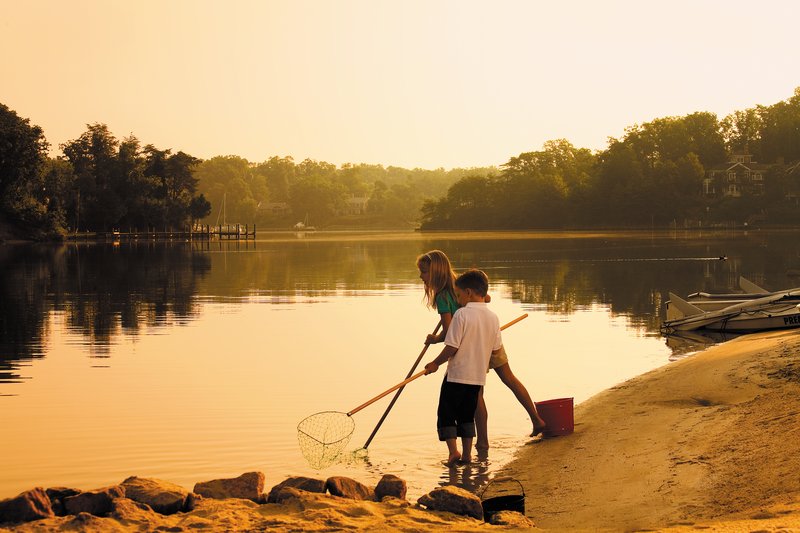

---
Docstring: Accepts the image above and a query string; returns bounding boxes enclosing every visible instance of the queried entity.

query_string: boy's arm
[424,345,458,374]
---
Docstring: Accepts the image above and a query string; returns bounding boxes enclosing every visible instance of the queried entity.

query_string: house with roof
[703,154,770,198]
[340,194,369,215]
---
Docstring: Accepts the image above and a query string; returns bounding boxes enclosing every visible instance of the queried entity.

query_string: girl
[417,249,546,452]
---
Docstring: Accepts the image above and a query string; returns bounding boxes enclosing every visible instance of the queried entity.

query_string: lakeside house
[703,154,769,198]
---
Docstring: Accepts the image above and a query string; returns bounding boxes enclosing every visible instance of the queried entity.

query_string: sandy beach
[3,329,800,531]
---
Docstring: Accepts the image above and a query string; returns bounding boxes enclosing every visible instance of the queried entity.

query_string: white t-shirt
[444,302,502,386]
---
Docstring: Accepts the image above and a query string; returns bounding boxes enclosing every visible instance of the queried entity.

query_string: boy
[424,269,502,466]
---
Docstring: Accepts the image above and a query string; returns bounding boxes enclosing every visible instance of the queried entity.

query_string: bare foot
[458,455,473,465]
[531,417,547,437]
[444,451,461,466]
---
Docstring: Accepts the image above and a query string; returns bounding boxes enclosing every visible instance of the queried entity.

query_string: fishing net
[297,411,356,469]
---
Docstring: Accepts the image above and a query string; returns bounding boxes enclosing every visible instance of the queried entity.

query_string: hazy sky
[2,0,798,169]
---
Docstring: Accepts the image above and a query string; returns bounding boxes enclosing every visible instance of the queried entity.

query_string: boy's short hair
[455,269,489,296]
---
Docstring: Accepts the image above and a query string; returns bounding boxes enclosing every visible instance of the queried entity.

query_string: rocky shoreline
[0,470,531,531]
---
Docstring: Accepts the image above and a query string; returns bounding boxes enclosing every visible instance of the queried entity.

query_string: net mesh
[297,411,356,469]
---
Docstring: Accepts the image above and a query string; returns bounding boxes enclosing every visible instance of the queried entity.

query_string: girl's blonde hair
[416,249,457,309]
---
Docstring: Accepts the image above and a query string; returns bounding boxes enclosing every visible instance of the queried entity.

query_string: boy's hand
[425,334,439,345]
[424,362,439,375]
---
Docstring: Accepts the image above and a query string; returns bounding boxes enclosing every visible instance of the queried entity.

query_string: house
[704,154,769,198]
[341,194,369,215]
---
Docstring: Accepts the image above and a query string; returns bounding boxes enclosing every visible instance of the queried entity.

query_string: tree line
[2,87,800,238]
[421,88,800,229]
[0,113,212,238]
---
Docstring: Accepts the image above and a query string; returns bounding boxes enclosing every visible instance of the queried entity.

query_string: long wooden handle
[348,313,528,416]
[362,320,443,449]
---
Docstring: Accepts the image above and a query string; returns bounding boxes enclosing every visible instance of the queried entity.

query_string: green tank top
[435,290,459,316]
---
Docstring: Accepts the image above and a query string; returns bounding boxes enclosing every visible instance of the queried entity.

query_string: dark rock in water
[417,485,483,520]
[121,476,189,515]
[375,474,407,501]
[193,471,265,503]
[0,487,54,524]
[45,487,81,516]
[325,476,376,501]
[63,485,125,516]
[267,476,326,503]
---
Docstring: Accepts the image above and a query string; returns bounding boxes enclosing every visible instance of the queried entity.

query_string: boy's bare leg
[445,438,461,466]
[460,437,474,464]
[475,390,489,451]
[494,363,547,435]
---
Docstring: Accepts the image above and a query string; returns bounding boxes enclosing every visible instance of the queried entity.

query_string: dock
[66,224,256,241]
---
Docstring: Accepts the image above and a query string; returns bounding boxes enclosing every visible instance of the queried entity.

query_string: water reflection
[3,230,800,500]
[3,229,800,385]
[663,330,745,360]
[0,242,210,383]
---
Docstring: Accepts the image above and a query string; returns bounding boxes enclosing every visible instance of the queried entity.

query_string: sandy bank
[4,330,800,532]
[503,329,800,532]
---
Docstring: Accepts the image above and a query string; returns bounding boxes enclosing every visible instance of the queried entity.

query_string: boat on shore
[666,277,770,319]
[662,287,800,332]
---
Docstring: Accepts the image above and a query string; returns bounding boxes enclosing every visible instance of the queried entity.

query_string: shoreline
[502,329,800,531]
[4,330,800,531]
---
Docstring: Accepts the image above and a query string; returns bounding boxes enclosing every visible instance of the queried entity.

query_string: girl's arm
[426,312,452,344]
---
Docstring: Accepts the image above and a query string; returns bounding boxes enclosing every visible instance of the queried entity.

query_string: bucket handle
[479,476,525,500]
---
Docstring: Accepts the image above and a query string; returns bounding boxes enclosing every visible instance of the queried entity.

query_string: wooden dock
[66,224,256,241]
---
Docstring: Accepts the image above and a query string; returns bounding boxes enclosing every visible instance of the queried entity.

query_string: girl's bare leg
[475,390,489,451]
[494,363,547,435]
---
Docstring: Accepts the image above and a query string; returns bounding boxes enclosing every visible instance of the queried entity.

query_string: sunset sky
[2,0,798,169]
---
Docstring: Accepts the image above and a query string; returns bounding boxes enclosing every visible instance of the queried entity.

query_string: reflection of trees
[3,231,799,383]
[0,245,51,384]
[0,242,210,382]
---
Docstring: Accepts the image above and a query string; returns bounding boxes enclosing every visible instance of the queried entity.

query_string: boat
[661,288,800,332]
[293,213,316,232]
[665,277,770,319]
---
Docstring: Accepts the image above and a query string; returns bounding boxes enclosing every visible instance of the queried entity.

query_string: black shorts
[437,376,481,441]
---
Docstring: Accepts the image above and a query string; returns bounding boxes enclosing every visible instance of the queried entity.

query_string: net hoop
[297,411,356,469]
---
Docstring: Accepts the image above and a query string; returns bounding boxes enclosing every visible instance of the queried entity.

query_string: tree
[254,156,295,202]
[61,123,124,230]
[288,175,345,224]
[189,194,212,225]
[0,103,50,228]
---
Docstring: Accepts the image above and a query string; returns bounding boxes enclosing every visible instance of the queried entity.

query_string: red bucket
[534,397,574,437]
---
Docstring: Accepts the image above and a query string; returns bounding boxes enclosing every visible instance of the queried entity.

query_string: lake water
[2,229,799,501]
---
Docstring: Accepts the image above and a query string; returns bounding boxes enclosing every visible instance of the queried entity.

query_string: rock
[184,492,203,512]
[417,485,483,520]
[45,487,81,516]
[375,474,406,500]
[266,476,326,503]
[193,471,265,503]
[110,497,157,522]
[267,486,305,506]
[63,485,125,516]
[325,476,376,501]
[121,476,189,515]
[0,487,54,524]
[488,510,534,527]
